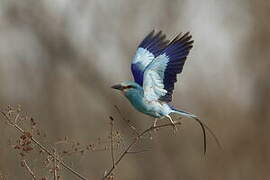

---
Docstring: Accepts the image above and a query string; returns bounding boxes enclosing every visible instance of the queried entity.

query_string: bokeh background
[0,0,270,179]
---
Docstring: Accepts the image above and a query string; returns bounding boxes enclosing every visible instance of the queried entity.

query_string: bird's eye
[124,85,134,89]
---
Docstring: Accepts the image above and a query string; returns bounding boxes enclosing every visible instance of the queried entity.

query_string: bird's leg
[166,115,178,132]
[151,118,159,133]
[153,118,158,127]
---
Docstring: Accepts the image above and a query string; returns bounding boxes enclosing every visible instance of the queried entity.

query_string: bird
[111,30,220,153]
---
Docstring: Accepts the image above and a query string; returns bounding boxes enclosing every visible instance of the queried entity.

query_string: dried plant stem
[21,160,37,180]
[102,120,182,179]
[114,105,139,135]
[0,111,88,180]
[53,149,58,180]
[110,117,115,168]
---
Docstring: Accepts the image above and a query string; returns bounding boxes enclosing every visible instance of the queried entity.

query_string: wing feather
[131,30,168,86]
[143,32,194,102]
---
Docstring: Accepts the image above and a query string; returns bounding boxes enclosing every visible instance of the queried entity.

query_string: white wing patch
[132,48,155,71]
[143,54,169,101]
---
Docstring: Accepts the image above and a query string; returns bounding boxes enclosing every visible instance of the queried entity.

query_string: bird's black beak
[111,84,123,91]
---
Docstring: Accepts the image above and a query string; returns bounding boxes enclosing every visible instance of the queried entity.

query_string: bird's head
[111,81,142,96]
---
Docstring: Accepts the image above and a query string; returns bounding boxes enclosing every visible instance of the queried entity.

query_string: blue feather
[159,32,193,102]
[131,31,193,102]
[131,30,169,85]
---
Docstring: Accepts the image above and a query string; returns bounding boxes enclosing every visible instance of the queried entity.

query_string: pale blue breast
[124,89,171,118]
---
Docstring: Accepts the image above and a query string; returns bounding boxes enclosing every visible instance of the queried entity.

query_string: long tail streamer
[172,109,222,154]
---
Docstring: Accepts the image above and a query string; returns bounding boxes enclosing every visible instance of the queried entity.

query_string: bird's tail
[170,107,221,154]
[170,108,197,119]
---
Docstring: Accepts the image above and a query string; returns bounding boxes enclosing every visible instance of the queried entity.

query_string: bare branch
[109,117,115,168]
[21,160,37,180]
[127,149,151,154]
[53,149,58,180]
[102,120,182,179]
[0,110,88,180]
[14,113,20,124]
[192,117,222,149]
[114,105,139,135]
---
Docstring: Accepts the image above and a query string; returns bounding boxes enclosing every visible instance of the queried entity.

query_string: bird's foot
[152,119,159,132]
[166,115,178,133]
[171,122,178,133]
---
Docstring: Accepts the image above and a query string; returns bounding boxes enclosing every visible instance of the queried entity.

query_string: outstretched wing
[131,30,168,86]
[143,32,193,102]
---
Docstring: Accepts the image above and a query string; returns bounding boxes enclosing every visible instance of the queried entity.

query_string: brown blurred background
[0,0,270,179]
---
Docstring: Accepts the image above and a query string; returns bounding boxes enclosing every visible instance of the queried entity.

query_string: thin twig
[14,113,20,124]
[21,160,37,180]
[0,111,88,180]
[192,117,222,149]
[127,149,151,154]
[109,117,115,168]
[102,120,182,179]
[53,149,58,180]
[114,105,139,135]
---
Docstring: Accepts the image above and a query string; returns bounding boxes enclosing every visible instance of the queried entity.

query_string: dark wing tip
[159,31,194,103]
[138,30,169,56]
[177,32,193,44]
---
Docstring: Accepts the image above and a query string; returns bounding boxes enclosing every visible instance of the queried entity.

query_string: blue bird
[112,30,220,153]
